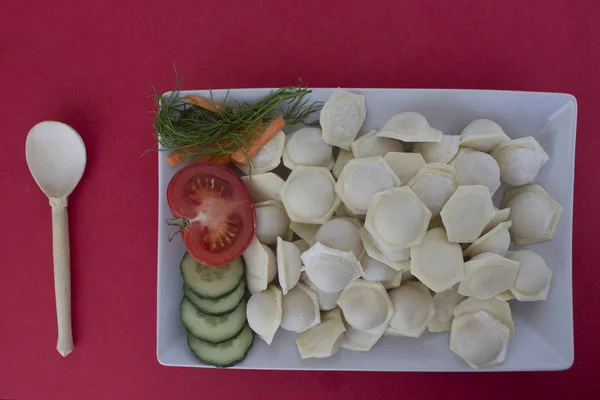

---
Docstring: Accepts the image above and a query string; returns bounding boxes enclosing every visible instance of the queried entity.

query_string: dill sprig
[152,74,323,161]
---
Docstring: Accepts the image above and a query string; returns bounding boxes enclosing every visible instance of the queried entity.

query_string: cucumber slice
[187,324,254,368]
[184,279,247,316]
[181,297,247,344]
[180,253,244,299]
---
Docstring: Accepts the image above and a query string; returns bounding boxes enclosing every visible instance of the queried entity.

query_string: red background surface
[1,0,599,398]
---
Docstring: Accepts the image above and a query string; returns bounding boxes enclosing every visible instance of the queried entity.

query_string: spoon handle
[50,197,74,357]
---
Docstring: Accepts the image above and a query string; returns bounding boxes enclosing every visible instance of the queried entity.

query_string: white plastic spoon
[26,121,86,357]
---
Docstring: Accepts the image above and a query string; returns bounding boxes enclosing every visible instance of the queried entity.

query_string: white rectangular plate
[157,88,576,371]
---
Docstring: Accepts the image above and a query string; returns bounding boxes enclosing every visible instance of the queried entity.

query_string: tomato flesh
[167,162,255,266]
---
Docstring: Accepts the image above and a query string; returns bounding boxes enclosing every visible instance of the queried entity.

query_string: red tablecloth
[2,0,599,398]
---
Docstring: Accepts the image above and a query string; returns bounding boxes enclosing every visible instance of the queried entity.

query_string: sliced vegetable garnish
[167,162,255,266]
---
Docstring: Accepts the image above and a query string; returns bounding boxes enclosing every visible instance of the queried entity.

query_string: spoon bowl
[26,121,86,357]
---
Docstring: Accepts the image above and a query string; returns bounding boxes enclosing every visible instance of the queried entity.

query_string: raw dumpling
[449,148,501,194]
[381,270,403,289]
[342,322,384,352]
[388,281,435,337]
[293,239,310,253]
[289,221,320,246]
[300,271,341,311]
[335,156,402,215]
[408,163,458,216]
[458,253,519,300]
[360,253,398,282]
[282,127,334,170]
[247,285,283,345]
[496,291,515,301]
[243,236,277,294]
[482,208,511,235]
[383,152,426,184]
[280,282,321,333]
[453,297,515,335]
[351,129,404,158]
[459,119,510,153]
[463,221,512,258]
[440,185,494,243]
[281,166,340,224]
[410,228,464,293]
[449,310,510,369]
[241,172,284,203]
[254,200,290,245]
[296,308,346,359]
[501,184,562,245]
[337,279,394,331]
[320,89,367,150]
[428,288,465,332]
[504,250,552,301]
[332,149,354,179]
[376,112,442,142]
[365,187,431,253]
[301,243,362,293]
[277,237,303,294]
[315,218,364,258]
[239,131,285,174]
[358,227,411,270]
[414,134,460,163]
[490,137,549,186]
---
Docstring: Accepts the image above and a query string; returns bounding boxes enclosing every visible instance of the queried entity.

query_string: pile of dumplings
[240,89,561,369]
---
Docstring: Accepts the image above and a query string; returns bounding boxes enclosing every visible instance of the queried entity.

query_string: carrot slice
[231,117,286,165]
[183,96,219,113]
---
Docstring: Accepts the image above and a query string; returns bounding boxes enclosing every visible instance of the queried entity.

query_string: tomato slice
[167,162,255,266]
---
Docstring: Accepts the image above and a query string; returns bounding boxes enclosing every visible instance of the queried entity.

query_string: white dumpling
[296,308,346,359]
[388,281,435,337]
[246,285,282,345]
[280,282,321,333]
[414,134,460,164]
[505,250,552,301]
[239,131,285,174]
[277,237,303,294]
[241,172,284,203]
[490,137,549,186]
[335,156,402,215]
[281,166,340,224]
[449,148,501,194]
[315,218,364,258]
[482,207,511,235]
[381,270,403,289]
[301,243,362,293]
[358,227,411,271]
[243,236,275,294]
[463,221,512,258]
[410,228,464,293]
[342,322,384,352]
[501,184,562,245]
[350,129,404,158]
[454,297,515,335]
[428,288,465,333]
[440,185,495,243]
[376,112,442,142]
[365,187,431,253]
[282,127,334,170]
[408,163,458,216]
[337,279,394,331]
[320,89,367,150]
[496,291,515,301]
[300,271,341,311]
[458,253,519,300]
[254,200,290,245]
[383,152,426,184]
[449,310,510,369]
[459,119,510,153]
[360,253,398,282]
[289,221,320,246]
[332,149,354,179]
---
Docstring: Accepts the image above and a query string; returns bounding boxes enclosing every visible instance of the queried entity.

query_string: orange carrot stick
[231,117,286,165]
[183,96,219,113]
